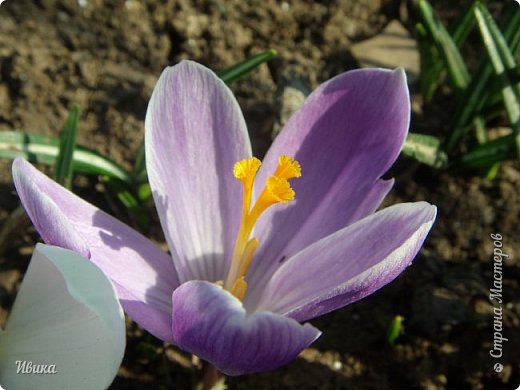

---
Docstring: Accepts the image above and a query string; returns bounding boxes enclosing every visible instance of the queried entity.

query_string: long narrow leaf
[132,142,146,182]
[475,4,520,156]
[416,2,478,100]
[102,177,150,230]
[0,131,132,183]
[451,1,480,46]
[445,61,492,152]
[418,0,469,92]
[447,3,520,152]
[457,133,515,169]
[217,49,277,85]
[55,105,80,188]
[402,133,448,168]
[416,23,444,100]
[502,2,520,52]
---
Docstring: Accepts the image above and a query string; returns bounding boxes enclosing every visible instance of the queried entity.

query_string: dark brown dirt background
[0,0,519,389]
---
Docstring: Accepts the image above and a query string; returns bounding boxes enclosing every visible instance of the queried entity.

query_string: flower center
[224,155,301,300]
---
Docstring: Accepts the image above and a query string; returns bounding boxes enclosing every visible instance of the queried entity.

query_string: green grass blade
[418,0,470,92]
[0,131,132,183]
[217,49,277,85]
[502,2,520,52]
[446,64,492,152]
[402,133,448,168]
[475,3,520,156]
[102,177,150,230]
[446,4,520,152]
[475,5,518,70]
[103,177,140,209]
[473,117,487,144]
[416,23,444,100]
[55,105,80,188]
[416,2,477,100]
[386,315,404,347]
[132,142,147,182]
[450,1,479,46]
[457,133,515,169]
[510,64,520,82]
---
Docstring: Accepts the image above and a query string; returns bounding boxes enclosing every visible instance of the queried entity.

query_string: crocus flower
[0,244,125,389]
[12,60,436,375]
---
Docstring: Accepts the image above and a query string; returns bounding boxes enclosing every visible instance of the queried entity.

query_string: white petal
[0,244,125,390]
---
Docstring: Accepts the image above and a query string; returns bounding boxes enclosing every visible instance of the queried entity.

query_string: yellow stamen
[245,176,294,231]
[233,157,262,219]
[233,157,262,181]
[274,155,301,179]
[236,238,259,281]
[265,176,295,203]
[230,277,248,301]
[225,155,301,299]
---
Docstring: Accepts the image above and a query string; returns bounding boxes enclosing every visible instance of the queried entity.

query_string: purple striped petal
[171,280,321,376]
[12,158,178,342]
[246,69,409,302]
[252,202,436,321]
[145,61,251,283]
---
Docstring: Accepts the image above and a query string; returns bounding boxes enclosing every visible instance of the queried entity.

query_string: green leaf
[102,176,150,230]
[447,3,520,153]
[217,49,277,85]
[446,64,492,152]
[474,3,520,156]
[502,2,520,52]
[484,162,500,180]
[55,105,80,188]
[457,133,515,169]
[416,22,444,100]
[0,131,132,184]
[137,182,152,202]
[102,177,139,209]
[509,64,520,82]
[418,0,470,92]
[450,1,479,46]
[132,142,147,182]
[386,315,404,347]
[416,1,477,100]
[402,133,448,168]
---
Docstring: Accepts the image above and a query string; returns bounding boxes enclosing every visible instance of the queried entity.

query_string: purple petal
[251,202,436,321]
[145,61,252,283]
[12,158,178,342]
[246,69,409,300]
[171,280,321,376]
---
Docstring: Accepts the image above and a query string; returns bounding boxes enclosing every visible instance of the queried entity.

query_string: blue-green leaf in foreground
[402,133,448,168]
[55,105,80,188]
[0,131,132,184]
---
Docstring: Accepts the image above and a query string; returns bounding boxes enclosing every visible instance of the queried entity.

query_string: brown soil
[0,1,518,389]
